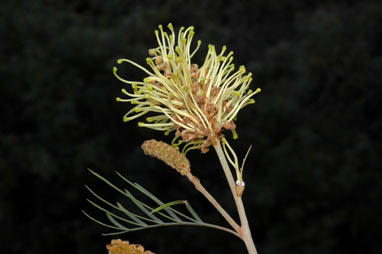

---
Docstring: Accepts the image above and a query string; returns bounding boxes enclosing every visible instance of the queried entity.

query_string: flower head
[114,23,260,153]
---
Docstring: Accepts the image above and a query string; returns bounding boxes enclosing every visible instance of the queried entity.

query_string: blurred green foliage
[0,0,381,253]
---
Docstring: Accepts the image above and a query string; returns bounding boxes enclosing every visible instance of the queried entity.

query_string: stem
[185,172,241,234]
[214,140,258,254]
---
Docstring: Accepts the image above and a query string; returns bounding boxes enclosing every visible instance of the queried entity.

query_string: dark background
[1,0,381,253]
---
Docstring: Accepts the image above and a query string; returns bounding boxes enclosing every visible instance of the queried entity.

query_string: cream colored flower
[114,23,260,153]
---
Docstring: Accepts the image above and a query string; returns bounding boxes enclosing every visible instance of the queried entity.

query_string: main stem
[214,140,258,254]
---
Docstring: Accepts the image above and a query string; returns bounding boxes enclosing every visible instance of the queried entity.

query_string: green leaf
[106,213,129,230]
[132,181,182,222]
[102,231,129,236]
[184,200,203,222]
[86,185,144,226]
[151,200,185,214]
[88,169,128,197]
[82,210,121,230]
[116,202,149,225]
[86,199,138,226]
[124,189,163,223]
[85,169,240,239]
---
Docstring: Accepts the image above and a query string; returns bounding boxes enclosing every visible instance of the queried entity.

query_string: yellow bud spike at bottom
[141,139,191,175]
[106,239,153,254]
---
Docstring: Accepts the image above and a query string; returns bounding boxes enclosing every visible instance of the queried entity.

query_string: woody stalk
[114,23,261,254]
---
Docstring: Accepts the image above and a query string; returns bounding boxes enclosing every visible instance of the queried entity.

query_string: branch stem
[214,140,258,254]
[185,171,241,234]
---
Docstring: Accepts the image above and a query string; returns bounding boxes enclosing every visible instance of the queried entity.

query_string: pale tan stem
[185,171,241,234]
[214,140,258,254]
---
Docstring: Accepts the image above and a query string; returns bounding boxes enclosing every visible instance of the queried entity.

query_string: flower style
[114,23,261,153]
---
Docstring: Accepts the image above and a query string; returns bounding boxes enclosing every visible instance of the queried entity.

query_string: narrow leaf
[151,200,185,214]
[184,200,203,222]
[102,231,129,236]
[86,185,143,226]
[124,189,163,223]
[86,199,138,226]
[115,172,177,222]
[116,202,149,225]
[88,169,128,197]
[240,145,253,174]
[115,171,135,187]
[106,213,129,230]
[86,185,119,209]
[133,182,182,222]
[82,210,121,230]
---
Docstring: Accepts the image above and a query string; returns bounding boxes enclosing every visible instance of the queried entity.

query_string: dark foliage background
[1,0,381,253]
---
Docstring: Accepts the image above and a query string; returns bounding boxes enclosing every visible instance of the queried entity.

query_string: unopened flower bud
[106,239,153,254]
[141,139,190,175]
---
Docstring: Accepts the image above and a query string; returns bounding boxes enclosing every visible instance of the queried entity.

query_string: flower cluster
[106,239,153,254]
[114,23,260,153]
